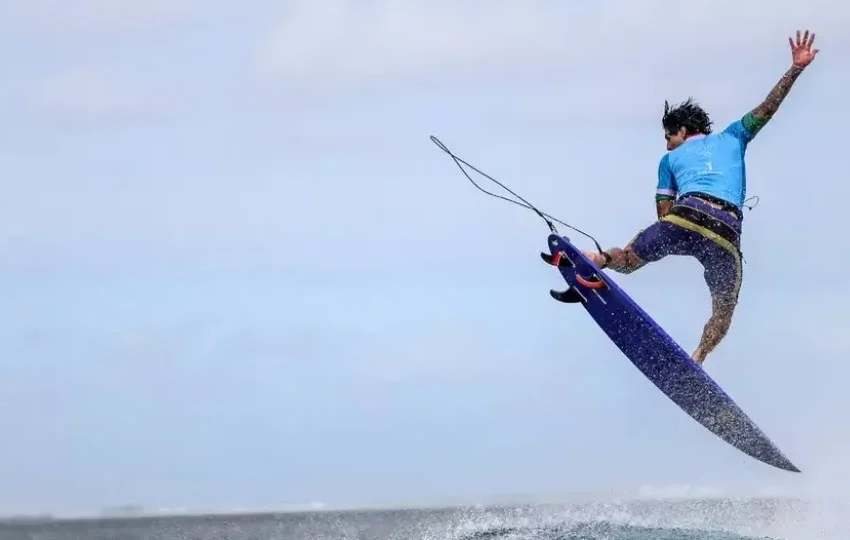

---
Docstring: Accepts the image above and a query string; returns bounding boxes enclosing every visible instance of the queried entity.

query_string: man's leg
[582,221,681,273]
[584,244,647,274]
[691,296,737,365]
[692,249,743,365]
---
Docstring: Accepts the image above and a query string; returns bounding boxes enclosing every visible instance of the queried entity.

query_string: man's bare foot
[691,347,707,365]
[582,249,607,267]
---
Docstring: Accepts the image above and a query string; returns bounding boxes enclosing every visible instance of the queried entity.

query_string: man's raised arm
[745,30,819,134]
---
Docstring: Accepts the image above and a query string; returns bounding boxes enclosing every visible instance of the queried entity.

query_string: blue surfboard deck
[545,233,799,473]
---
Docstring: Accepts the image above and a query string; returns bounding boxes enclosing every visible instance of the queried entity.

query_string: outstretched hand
[789,30,818,69]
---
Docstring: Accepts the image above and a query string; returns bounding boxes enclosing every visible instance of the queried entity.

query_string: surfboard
[542,233,800,473]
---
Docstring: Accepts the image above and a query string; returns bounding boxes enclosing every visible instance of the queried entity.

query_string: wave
[457,521,769,540]
[430,497,847,540]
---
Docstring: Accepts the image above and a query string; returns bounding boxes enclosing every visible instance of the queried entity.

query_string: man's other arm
[656,199,673,219]
[656,155,676,219]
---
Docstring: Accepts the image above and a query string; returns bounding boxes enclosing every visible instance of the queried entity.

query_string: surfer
[583,30,819,365]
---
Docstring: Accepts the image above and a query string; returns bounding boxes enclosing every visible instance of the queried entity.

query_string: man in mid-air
[583,30,819,365]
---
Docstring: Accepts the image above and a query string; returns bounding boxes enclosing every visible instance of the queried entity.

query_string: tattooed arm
[742,31,818,136]
[752,65,806,120]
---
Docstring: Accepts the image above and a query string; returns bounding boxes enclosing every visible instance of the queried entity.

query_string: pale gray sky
[1,0,849,516]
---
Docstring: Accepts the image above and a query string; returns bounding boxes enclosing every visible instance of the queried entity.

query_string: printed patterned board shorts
[629,195,743,306]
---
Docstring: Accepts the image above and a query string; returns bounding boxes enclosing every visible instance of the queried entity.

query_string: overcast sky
[1,0,850,517]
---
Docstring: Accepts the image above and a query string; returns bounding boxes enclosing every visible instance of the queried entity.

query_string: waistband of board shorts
[679,192,743,221]
[670,198,742,247]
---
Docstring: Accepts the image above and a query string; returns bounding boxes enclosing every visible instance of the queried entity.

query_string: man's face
[664,126,687,151]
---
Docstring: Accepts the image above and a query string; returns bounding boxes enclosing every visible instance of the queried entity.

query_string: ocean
[0,497,846,540]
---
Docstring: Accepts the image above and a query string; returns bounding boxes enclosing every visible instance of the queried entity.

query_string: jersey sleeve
[723,113,764,144]
[656,154,676,202]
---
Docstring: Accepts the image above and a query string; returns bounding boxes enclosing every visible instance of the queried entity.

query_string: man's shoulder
[719,114,761,142]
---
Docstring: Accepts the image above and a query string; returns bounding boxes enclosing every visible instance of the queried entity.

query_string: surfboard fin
[549,288,585,304]
[540,251,573,268]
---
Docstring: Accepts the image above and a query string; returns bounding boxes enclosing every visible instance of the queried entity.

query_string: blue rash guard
[656,112,766,209]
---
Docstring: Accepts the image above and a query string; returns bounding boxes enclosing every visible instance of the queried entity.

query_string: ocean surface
[0,497,847,540]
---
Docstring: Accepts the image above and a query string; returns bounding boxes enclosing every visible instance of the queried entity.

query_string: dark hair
[662,98,713,136]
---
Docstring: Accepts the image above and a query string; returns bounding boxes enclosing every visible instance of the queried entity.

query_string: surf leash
[430,135,606,256]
